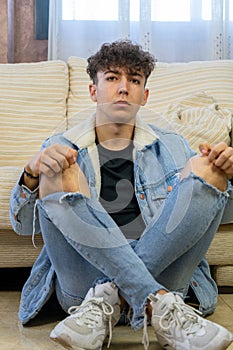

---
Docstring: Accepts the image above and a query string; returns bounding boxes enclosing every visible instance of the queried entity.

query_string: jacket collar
[63,113,158,150]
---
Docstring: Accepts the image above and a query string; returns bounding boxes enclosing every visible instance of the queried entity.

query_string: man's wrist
[23,168,39,180]
[19,168,39,191]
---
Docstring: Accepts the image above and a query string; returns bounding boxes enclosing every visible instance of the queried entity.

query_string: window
[202,0,233,21]
[230,0,233,20]
[56,0,233,61]
[62,0,233,22]
[130,0,140,21]
[151,0,190,22]
[62,0,118,21]
[202,0,212,20]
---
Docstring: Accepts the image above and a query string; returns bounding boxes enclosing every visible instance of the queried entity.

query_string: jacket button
[140,193,145,200]
[192,281,198,287]
[20,192,26,198]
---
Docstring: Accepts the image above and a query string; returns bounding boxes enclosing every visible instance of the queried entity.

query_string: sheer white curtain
[48,0,233,62]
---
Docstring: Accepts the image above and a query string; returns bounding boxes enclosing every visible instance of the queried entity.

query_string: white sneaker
[50,282,121,350]
[149,292,233,350]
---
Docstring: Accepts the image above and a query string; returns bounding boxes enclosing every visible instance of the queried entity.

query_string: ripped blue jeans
[37,173,229,330]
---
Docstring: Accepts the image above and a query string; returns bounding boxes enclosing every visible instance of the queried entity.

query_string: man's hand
[199,142,233,178]
[23,144,77,191]
[181,141,233,192]
[25,144,77,178]
[23,144,90,198]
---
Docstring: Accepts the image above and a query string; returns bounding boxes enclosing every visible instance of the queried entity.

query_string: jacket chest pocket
[143,183,168,211]
[149,184,168,201]
[146,173,180,209]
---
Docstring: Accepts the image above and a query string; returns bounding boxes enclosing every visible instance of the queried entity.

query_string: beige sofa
[0,57,233,287]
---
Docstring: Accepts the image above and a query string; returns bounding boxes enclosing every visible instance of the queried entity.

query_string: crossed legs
[37,153,229,328]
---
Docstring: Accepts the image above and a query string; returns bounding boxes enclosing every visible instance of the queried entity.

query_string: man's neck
[95,122,135,151]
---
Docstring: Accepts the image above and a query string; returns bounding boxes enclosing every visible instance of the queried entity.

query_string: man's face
[89,67,149,124]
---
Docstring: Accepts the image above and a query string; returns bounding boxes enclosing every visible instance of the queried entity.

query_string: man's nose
[118,78,129,95]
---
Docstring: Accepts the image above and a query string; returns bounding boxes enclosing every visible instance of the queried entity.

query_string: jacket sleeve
[10,177,40,236]
[186,257,218,317]
[9,137,50,236]
[221,182,233,223]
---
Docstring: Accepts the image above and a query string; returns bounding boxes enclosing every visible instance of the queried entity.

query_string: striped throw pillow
[159,94,232,152]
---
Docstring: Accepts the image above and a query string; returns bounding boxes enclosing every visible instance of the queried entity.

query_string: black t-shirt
[97,141,145,239]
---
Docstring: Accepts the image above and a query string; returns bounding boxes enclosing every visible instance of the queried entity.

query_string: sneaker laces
[159,298,203,336]
[142,306,150,350]
[68,297,114,348]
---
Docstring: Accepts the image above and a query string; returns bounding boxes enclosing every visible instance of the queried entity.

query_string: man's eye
[106,76,117,81]
[131,79,140,84]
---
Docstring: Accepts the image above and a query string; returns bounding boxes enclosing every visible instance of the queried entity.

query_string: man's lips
[114,100,130,105]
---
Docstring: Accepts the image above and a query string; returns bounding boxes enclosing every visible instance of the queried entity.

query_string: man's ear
[89,84,97,102]
[141,88,149,106]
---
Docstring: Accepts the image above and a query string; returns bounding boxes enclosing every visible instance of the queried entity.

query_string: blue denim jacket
[10,114,233,324]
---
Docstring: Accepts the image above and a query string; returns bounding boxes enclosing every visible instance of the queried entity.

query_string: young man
[10,40,233,350]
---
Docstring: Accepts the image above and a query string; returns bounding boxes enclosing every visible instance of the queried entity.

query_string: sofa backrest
[0,60,69,167]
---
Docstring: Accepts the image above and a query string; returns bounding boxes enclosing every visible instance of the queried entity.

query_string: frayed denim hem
[130,295,149,331]
[188,172,231,199]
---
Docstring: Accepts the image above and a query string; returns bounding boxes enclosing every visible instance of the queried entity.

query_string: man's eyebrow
[103,69,143,78]
[128,71,144,78]
[103,69,120,75]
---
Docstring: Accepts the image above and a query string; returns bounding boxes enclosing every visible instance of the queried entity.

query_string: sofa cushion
[0,60,69,167]
[0,230,43,268]
[156,92,232,152]
[67,56,92,126]
[206,227,233,265]
[212,265,233,286]
[146,60,233,115]
[167,90,216,108]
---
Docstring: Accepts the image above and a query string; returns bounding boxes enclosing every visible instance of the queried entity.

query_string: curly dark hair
[86,40,156,85]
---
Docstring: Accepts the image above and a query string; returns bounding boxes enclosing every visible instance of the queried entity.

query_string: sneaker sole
[156,327,233,350]
[51,335,74,350]
[50,327,103,350]
[51,335,102,350]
